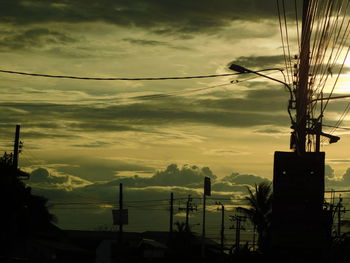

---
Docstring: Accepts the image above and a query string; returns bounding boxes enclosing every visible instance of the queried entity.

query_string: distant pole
[235,217,240,248]
[232,215,245,249]
[169,192,174,239]
[13,125,20,169]
[220,203,225,253]
[201,192,206,257]
[185,195,191,231]
[202,177,211,258]
[119,183,123,245]
[338,195,343,236]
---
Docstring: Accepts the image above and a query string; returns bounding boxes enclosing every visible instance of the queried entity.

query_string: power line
[0,69,242,81]
[0,71,284,108]
[323,124,350,130]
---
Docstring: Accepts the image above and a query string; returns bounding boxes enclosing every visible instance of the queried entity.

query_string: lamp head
[329,135,340,144]
[228,64,251,73]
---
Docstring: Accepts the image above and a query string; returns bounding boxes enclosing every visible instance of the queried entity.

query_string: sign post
[201,177,211,258]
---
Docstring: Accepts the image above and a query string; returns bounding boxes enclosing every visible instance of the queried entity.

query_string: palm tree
[235,182,272,252]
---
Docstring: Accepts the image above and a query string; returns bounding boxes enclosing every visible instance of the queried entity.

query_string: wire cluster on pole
[277,0,350,152]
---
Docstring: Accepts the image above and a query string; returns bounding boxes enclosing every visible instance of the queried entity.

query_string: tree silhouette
[0,152,56,257]
[235,182,272,252]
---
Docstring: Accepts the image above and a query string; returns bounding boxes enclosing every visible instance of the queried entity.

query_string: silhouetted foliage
[0,152,56,257]
[167,221,198,261]
[235,182,272,253]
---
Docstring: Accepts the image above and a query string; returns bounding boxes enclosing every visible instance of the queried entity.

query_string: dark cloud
[254,127,285,134]
[28,164,271,230]
[325,164,335,179]
[0,87,291,137]
[228,55,285,70]
[54,158,155,181]
[122,37,192,50]
[150,164,216,186]
[122,38,169,46]
[325,166,350,187]
[71,141,111,148]
[30,164,269,194]
[68,122,141,132]
[0,0,284,36]
[222,172,270,186]
[211,182,248,192]
[29,167,91,190]
[0,28,77,51]
[55,164,217,188]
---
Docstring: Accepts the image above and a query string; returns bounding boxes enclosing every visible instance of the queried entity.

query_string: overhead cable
[0,69,242,81]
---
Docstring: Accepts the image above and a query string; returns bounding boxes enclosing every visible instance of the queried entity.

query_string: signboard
[112,209,128,225]
[204,177,211,196]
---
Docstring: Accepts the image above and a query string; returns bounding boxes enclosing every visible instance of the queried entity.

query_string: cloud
[52,157,155,181]
[0,27,77,51]
[222,172,270,186]
[325,164,335,179]
[122,38,170,47]
[28,163,273,230]
[253,127,287,135]
[30,163,269,198]
[29,167,92,191]
[0,87,291,139]
[122,37,192,50]
[0,0,281,36]
[150,164,216,186]
[328,159,350,163]
[228,55,285,70]
[325,166,350,187]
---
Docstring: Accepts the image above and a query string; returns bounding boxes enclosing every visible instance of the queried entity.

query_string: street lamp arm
[228,63,296,131]
[252,70,293,95]
[228,64,293,98]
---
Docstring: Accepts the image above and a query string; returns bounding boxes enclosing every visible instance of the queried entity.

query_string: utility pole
[169,192,174,240]
[119,183,123,245]
[178,195,196,232]
[216,202,225,253]
[230,215,246,250]
[13,125,20,169]
[201,176,211,258]
[337,195,345,237]
[295,0,311,153]
[186,195,191,231]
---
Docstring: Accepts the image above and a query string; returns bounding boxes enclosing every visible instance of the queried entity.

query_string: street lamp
[229,63,297,144]
[228,64,293,97]
[228,63,339,150]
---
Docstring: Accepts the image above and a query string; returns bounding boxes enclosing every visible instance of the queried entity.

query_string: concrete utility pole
[13,125,20,169]
[186,195,191,231]
[201,176,211,258]
[216,202,225,253]
[178,195,196,232]
[295,0,311,153]
[169,192,174,239]
[119,183,123,245]
[337,195,345,237]
[231,215,246,250]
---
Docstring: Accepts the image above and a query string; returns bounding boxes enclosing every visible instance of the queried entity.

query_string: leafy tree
[235,182,272,252]
[0,152,56,257]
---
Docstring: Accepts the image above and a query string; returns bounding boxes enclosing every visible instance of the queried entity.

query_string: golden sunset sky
[1,0,350,232]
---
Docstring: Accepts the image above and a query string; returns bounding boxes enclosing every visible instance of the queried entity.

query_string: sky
[2,0,350,235]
